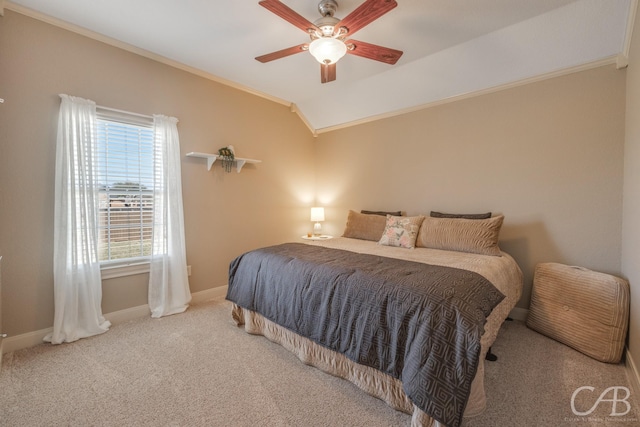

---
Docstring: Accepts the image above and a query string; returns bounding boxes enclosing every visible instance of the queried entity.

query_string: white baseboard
[1,286,229,355]
[2,326,53,354]
[508,307,529,322]
[104,304,151,324]
[191,286,228,303]
[626,349,640,401]
[0,290,530,355]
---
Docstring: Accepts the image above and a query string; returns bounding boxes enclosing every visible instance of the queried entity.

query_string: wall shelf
[186,152,262,173]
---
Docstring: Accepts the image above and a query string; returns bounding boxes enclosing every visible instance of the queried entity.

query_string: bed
[226,211,523,427]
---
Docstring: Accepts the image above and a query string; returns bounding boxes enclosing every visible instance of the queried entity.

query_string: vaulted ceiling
[6,0,635,134]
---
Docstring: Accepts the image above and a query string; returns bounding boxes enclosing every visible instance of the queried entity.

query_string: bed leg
[485,347,498,362]
[486,318,512,362]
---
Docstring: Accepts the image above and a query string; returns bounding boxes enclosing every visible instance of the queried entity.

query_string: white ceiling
[7,0,635,133]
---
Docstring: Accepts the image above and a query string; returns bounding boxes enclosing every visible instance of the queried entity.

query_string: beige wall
[622,4,640,384]
[0,11,316,336]
[0,7,633,364]
[315,64,627,312]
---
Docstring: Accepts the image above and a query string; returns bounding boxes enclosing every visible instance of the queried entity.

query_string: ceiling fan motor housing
[313,16,341,37]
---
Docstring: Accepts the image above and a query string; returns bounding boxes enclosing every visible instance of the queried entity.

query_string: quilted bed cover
[227,238,523,427]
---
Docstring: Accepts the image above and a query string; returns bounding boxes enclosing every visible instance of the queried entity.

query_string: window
[54,95,189,323]
[95,111,154,267]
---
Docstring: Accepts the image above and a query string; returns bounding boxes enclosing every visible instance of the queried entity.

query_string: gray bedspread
[226,243,505,427]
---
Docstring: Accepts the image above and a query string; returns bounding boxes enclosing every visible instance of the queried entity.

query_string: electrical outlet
[187,265,192,276]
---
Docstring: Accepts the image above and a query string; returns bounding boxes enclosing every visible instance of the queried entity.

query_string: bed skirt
[231,303,494,427]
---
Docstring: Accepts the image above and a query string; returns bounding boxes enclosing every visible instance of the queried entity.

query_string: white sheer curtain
[148,115,191,318]
[45,94,110,344]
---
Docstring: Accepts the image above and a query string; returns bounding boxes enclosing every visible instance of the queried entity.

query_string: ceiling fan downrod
[318,0,338,17]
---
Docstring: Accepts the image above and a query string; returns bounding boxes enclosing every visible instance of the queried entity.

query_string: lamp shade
[309,38,347,65]
[310,207,325,222]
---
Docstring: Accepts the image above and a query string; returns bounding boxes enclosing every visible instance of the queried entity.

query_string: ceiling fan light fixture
[309,37,347,64]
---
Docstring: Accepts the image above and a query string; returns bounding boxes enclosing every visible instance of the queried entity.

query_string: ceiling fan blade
[321,63,336,83]
[255,44,308,63]
[259,0,319,33]
[334,0,397,37]
[346,39,402,64]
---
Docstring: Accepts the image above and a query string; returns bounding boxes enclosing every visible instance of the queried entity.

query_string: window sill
[101,261,150,280]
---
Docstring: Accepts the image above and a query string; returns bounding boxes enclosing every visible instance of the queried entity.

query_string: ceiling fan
[255,0,403,83]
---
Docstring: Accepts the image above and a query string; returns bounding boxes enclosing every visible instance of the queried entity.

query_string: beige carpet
[0,297,637,427]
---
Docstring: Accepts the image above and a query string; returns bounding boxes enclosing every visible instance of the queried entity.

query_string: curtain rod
[96,105,154,120]
[59,94,176,122]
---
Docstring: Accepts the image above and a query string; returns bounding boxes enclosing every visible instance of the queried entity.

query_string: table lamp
[310,207,325,236]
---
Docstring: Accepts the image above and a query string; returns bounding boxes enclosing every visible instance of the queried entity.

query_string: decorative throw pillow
[430,211,492,219]
[416,215,504,256]
[361,210,403,216]
[342,210,388,241]
[378,215,425,249]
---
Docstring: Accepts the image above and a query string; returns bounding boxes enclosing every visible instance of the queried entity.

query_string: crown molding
[314,56,619,135]
[621,0,639,66]
[290,104,318,137]
[5,2,632,137]
[4,2,293,109]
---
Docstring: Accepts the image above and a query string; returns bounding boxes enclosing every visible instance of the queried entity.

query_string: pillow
[416,215,504,256]
[342,210,388,241]
[430,211,492,220]
[361,210,403,216]
[378,215,425,249]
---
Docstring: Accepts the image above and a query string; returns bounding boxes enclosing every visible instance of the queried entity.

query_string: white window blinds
[95,113,155,264]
